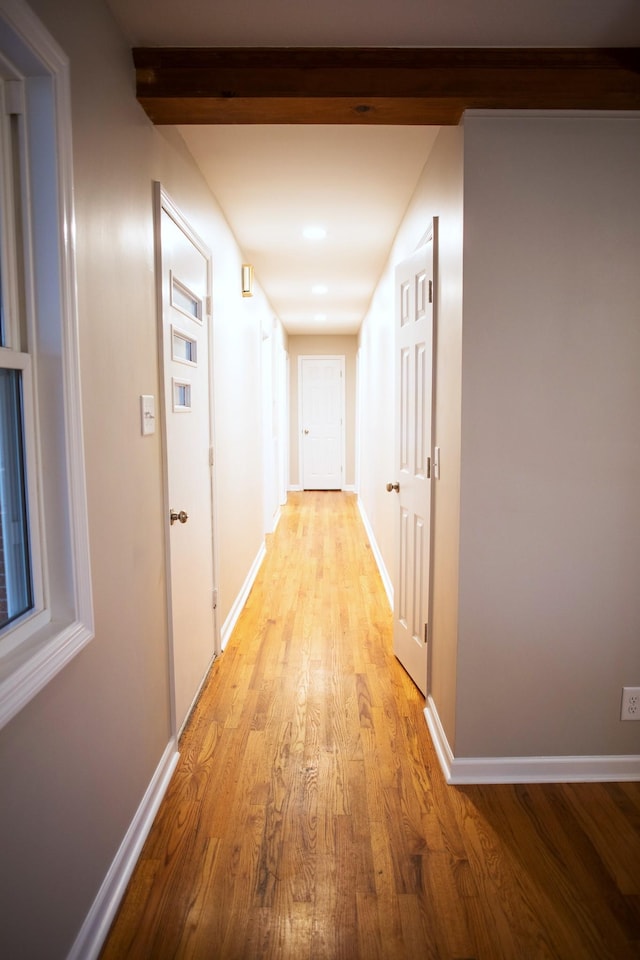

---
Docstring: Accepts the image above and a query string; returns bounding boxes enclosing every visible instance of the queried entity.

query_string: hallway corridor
[101,492,640,960]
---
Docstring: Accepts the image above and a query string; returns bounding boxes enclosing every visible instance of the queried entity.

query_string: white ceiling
[106,0,640,335]
[178,125,439,334]
[107,0,640,49]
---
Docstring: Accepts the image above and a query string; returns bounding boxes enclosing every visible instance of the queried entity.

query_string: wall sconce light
[242,264,254,298]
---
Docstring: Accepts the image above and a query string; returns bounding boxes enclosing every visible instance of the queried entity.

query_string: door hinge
[209,446,214,467]
[206,295,212,317]
[212,588,218,610]
[424,622,429,644]
[426,456,431,479]
[428,280,433,304]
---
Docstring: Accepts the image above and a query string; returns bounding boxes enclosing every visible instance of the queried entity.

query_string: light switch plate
[140,394,156,436]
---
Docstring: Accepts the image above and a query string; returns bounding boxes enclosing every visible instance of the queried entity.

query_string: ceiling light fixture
[303,225,327,240]
[314,313,327,322]
[312,284,328,295]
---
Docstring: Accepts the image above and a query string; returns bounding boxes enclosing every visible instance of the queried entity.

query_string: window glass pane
[171,275,201,321]
[0,368,32,628]
[172,378,192,411]
[172,330,197,365]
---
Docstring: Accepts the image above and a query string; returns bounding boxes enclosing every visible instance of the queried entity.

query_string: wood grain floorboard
[100,491,640,959]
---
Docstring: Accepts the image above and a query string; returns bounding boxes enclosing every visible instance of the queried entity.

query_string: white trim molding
[425,697,640,784]
[0,0,94,731]
[67,740,180,960]
[357,496,393,610]
[220,542,267,649]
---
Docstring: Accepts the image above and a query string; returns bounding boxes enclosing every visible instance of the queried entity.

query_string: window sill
[0,617,94,729]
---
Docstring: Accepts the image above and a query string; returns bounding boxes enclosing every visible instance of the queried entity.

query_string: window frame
[0,349,44,645]
[0,0,94,729]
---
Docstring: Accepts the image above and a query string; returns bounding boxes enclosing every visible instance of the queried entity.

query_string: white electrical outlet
[620,687,640,721]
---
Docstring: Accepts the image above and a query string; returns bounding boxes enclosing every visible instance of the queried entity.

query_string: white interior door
[299,355,345,490]
[390,237,434,696]
[158,189,217,734]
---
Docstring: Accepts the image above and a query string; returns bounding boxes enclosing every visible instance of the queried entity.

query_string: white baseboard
[287,485,356,494]
[220,542,267,649]
[425,696,640,784]
[357,497,393,610]
[68,740,180,960]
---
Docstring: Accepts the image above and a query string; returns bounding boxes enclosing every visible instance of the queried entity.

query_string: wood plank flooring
[100,491,640,959]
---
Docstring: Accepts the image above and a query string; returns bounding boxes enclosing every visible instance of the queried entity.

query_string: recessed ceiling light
[314,313,327,322]
[303,225,327,240]
[312,284,328,295]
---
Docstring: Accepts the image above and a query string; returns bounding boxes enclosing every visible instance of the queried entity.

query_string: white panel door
[159,192,216,733]
[390,239,434,696]
[300,356,344,490]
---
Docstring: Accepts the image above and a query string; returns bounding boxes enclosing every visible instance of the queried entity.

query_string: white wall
[456,113,640,758]
[0,1,277,956]
[261,314,288,533]
[360,113,640,764]
[1,6,637,956]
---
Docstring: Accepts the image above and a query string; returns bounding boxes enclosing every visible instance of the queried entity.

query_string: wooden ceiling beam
[133,47,640,125]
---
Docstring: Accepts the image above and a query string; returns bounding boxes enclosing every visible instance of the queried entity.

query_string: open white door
[299,355,345,490]
[389,234,435,696]
[157,187,217,734]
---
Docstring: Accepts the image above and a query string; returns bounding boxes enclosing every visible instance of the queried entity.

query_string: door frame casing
[298,354,346,491]
[424,217,438,699]
[153,182,220,737]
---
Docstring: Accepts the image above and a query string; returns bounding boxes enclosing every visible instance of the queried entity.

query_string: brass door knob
[386,482,400,493]
[170,509,189,525]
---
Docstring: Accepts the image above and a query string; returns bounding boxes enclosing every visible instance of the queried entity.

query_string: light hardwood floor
[101,491,640,959]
